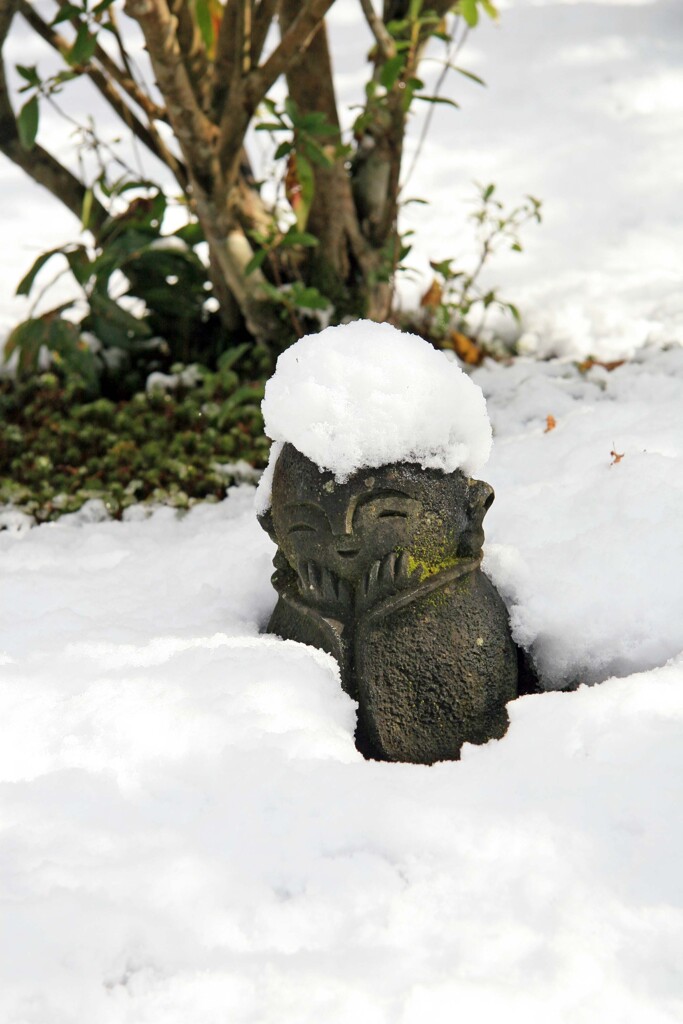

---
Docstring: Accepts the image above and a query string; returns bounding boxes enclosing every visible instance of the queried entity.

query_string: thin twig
[17,1,188,189]
[0,0,108,229]
[359,0,395,60]
[401,18,468,192]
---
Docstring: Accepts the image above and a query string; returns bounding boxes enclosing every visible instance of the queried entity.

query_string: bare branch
[215,0,335,174]
[0,0,106,229]
[17,1,188,190]
[0,0,17,42]
[252,0,277,66]
[168,0,211,111]
[242,0,252,75]
[359,0,395,60]
[211,0,239,119]
[41,0,169,123]
[246,0,336,107]
[125,0,217,189]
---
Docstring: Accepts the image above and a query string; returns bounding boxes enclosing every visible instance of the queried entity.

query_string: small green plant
[419,183,542,352]
[0,347,270,526]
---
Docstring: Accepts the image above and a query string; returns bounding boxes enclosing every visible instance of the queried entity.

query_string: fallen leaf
[544,414,556,433]
[577,357,625,374]
[420,278,443,308]
[447,329,484,366]
[610,447,625,465]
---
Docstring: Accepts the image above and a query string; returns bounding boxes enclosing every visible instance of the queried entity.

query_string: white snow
[259,320,492,493]
[478,345,683,688]
[2,345,683,1021]
[1,2,683,1019]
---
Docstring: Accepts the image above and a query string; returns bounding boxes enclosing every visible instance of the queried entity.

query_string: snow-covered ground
[1,2,683,1020]
[1,338,682,1021]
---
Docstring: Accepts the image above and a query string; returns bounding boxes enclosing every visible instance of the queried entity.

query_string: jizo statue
[258,443,520,764]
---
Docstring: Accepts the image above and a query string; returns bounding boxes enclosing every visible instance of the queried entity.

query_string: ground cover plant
[0,352,269,524]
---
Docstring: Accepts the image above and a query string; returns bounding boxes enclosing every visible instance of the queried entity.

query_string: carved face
[260,444,493,586]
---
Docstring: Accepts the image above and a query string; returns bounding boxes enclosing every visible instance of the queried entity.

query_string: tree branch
[359,0,395,60]
[215,0,335,181]
[43,0,169,123]
[17,0,188,190]
[252,0,277,66]
[211,0,240,120]
[125,0,217,190]
[0,0,106,229]
[168,0,211,111]
[245,0,336,106]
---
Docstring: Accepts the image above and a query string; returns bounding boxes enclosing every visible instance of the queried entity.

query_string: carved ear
[257,507,277,543]
[468,479,494,523]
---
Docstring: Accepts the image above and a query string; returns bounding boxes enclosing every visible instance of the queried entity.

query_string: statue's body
[259,443,518,764]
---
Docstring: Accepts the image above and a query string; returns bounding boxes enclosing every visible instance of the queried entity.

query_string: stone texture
[259,443,519,763]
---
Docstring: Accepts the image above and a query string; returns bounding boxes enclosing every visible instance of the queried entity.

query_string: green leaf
[51,3,83,25]
[296,110,331,133]
[16,246,67,296]
[65,246,92,286]
[429,258,455,278]
[386,19,409,37]
[290,285,329,311]
[69,24,97,66]
[17,95,39,150]
[274,140,293,160]
[414,95,460,109]
[481,0,500,21]
[16,65,40,87]
[259,281,286,306]
[245,249,267,276]
[92,0,117,14]
[81,187,94,230]
[53,69,79,86]
[380,54,405,91]
[217,343,251,371]
[4,318,48,373]
[194,0,214,50]
[284,97,299,124]
[507,302,521,322]
[173,221,205,246]
[458,0,479,28]
[453,66,486,86]
[255,122,285,132]
[89,291,152,340]
[300,137,333,168]
[282,229,318,249]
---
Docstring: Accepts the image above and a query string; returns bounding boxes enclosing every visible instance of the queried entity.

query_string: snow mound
[259,320,492,498]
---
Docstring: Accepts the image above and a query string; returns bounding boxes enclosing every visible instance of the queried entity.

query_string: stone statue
[258,442,519,764]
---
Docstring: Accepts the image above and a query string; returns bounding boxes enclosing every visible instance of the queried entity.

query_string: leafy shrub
[5,182,245,399]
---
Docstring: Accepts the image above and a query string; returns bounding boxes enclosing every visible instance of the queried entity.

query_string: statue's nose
[335,535,360,558]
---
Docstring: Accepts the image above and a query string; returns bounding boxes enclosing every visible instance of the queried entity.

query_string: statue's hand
[356,550,418,613]
[296,561,353,616]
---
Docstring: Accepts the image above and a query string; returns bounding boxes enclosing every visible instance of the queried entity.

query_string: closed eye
[377,510,408,519]
[288,523,317,533]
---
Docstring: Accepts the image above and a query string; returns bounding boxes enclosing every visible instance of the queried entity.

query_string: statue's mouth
[337,549,359,559]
